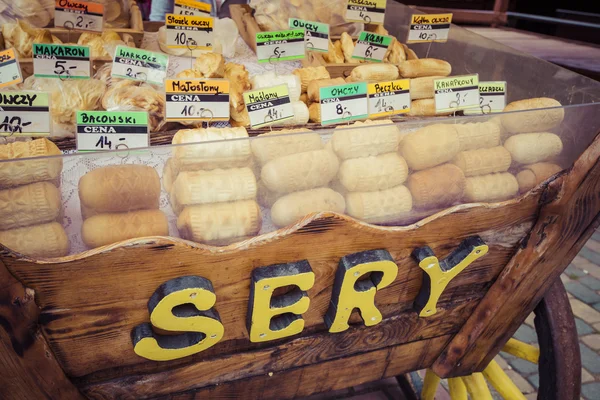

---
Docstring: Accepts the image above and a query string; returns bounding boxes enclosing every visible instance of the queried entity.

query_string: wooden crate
[0,130,599,399]
[0,0,144,79]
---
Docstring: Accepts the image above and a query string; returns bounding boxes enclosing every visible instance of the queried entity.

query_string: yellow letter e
[247,260,315,343]
[325,249,398,333]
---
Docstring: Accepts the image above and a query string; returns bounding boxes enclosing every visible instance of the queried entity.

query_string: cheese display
[78,165,166,247]
[0,139,67,257]
[0,2,592,256]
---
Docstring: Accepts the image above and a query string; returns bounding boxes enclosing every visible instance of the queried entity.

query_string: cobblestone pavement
[304,231,600,400]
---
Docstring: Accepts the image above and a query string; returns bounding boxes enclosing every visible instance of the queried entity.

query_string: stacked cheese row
[167,127,262,245]
[331,120,412,224]
[0,139,68,257]
[501,98,564,193]
[78,165,168,248]
[401,121,514,209]
[253,128,344,228]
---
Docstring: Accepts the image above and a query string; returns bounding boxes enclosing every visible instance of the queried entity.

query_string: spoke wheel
[397,278,581,400]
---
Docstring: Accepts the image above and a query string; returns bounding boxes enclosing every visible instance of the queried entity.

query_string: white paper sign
[54,0,104,32]
[319,82,369,125]
[464,81,507,115]
[256,29,306,63]
[111,46,169,86]
[165,79,230,122]
[0,91,51,136]
[165,14,214,50]
[76,111,149,152]
[434,74,480,114]
[243,84,294,128]
[367,80,411,118]
[407,13,453,43]
[0,49,23,88]
[289,19,329,53]
[33,44,91,79]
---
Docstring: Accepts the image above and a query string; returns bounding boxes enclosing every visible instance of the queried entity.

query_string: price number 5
[54,60,76,77]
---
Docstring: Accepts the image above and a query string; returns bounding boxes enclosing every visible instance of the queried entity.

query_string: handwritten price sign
[346,0,387,25]
[0,49,23,89]
[367,79,411,118]
[434,74,480,114]
[320,82,368,125]
[464,81,506,115]
[54,0,104,32]
[289,18,329,53]
[352,31,392,62]
[243,84,294,128]
[0,91,51,137]
[111,46,169,86]
[76,111,149,152]
[33,44,91,79]
[407,13,452,43]
[165,14,214,50]
[174,0,211,16]
[165,79,230,122]
[256,29,306,63]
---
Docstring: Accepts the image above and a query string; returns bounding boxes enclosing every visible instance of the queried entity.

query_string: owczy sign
[132,237,488,361]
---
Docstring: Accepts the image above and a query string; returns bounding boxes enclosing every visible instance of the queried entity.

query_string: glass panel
[0,103,598,257]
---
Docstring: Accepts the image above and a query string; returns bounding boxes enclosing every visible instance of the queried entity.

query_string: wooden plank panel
[76,297,476,388]
[5,199,538,378]
[432,134,600,377]
[82,333,452,400]
[0,260,82,400]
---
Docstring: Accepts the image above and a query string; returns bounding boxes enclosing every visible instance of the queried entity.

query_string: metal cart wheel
[396,278,581,400]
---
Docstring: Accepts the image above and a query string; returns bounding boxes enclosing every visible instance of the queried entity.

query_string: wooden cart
[2,3,600,400]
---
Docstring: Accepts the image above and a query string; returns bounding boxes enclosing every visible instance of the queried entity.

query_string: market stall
[0,1,599,399]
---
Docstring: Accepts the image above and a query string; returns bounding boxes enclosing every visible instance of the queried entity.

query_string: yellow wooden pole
[483,359,527,400]
[421,369,441,400]
[448,377,467,400]
[502,338,540,364]
[462,373,493,400]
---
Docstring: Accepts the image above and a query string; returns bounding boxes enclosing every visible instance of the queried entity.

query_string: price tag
[33,44,90,79]
[367,79,411,118]
[0,49,23,89]
[54,0,104,32]
[256,29,306,63]
[289,18,329,53]
[174,0,211,16]
[352,31,392,62]
[319,82,368,125]
[434,74,479,114]
[165,14,214,50]
[0,91,51,137]
[165,79,229,122]
[407,13,452,43]
[111,46,169,86]
[346,0,387,25]
[464,81,507,115]
[76,111,149,152]
[243,84,294,128]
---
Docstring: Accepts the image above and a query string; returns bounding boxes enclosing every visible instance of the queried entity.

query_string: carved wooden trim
[432,133,600,377]
[0,259,82,400]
